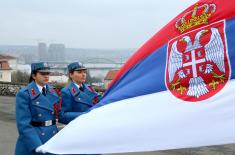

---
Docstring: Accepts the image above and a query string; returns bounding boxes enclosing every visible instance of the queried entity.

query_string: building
[0,54,30,73]
[37,42,65,62]
[104,69,119,88]
[0,57,12,82]
[0,54,17,68]
[48,43,65,62]
[38,42,47,61]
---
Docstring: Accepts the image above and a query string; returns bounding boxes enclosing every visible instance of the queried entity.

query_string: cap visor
[38,69,51,73]
[74,68,87,71]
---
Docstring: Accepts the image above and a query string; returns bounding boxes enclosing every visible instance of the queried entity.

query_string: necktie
[79,85,84,91]
[42,87,46,96]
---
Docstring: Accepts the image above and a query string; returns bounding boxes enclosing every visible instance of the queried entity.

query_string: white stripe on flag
[40,79,235,154]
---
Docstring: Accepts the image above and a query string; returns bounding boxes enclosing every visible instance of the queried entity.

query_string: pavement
[0,96,17,155]
[1,96,235,155]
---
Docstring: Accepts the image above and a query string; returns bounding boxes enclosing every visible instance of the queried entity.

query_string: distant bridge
[50,63,123,72]
[45,57,125,65]
[83,58,124,64]
[47,60,124,77]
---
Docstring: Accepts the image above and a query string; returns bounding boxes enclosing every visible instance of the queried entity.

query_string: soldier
[59,62,101,124]
[15,62,60,155]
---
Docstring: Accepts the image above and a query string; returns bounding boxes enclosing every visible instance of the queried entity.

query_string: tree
[11,70,30,83]
[86,70,103,84]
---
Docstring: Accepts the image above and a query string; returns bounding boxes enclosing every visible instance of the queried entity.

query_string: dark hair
[28,70,38,83]
[68,70,74,81]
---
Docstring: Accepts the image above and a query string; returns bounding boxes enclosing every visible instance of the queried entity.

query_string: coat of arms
[165,21,230,102]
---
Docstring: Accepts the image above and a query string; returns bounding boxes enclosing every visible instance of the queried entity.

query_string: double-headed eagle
[168,28,225,98]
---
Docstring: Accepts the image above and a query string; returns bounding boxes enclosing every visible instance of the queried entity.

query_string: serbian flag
[39,0,235,154]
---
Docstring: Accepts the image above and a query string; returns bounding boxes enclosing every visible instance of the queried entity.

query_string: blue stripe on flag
[226,18,235,79]
[95,44,168,108]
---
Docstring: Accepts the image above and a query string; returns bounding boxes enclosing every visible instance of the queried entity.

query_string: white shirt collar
[36,82,46,93]
[73,81,82,89]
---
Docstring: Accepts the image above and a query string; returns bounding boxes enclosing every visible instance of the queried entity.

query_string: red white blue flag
[39,0,235,154]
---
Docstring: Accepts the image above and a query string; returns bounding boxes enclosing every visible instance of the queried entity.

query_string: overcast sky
[0,0,198,49]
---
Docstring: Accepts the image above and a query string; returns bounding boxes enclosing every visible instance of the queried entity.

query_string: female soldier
[59,62,101,124]
[15,62,60,155]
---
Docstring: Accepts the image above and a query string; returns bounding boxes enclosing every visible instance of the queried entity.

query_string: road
[0,96,235,155]
[0,96,17,155]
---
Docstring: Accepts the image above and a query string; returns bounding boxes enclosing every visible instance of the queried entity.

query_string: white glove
[35,146,47,154]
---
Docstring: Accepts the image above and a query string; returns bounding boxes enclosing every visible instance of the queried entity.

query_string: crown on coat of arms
[175,3,216,33]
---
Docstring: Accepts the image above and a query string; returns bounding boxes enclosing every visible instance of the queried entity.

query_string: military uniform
[59,62,101,124]
[59,82,101,124]
[15,62,60,155]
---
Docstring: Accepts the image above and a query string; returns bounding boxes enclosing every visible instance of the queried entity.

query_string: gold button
[41,132,45,136]
[38,114,42,117]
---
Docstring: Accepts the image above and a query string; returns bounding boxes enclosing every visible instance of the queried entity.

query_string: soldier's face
[33,72,50,86]
[70,70,87,84]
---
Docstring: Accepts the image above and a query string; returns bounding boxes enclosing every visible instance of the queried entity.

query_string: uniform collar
[69,82,81,96]
[27,81,58,99]
[27,81,41,99]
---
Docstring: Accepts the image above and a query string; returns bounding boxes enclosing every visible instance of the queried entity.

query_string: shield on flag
[166,21,230,102]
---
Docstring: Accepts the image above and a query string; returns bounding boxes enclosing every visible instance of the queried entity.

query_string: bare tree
[11,70,30,83]
[86,70,102,84]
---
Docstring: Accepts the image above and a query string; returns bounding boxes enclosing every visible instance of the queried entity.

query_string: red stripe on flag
[108,0,235,89]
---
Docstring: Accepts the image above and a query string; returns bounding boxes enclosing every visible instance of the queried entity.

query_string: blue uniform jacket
[15,81,60,155]
[59,82,101,124]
